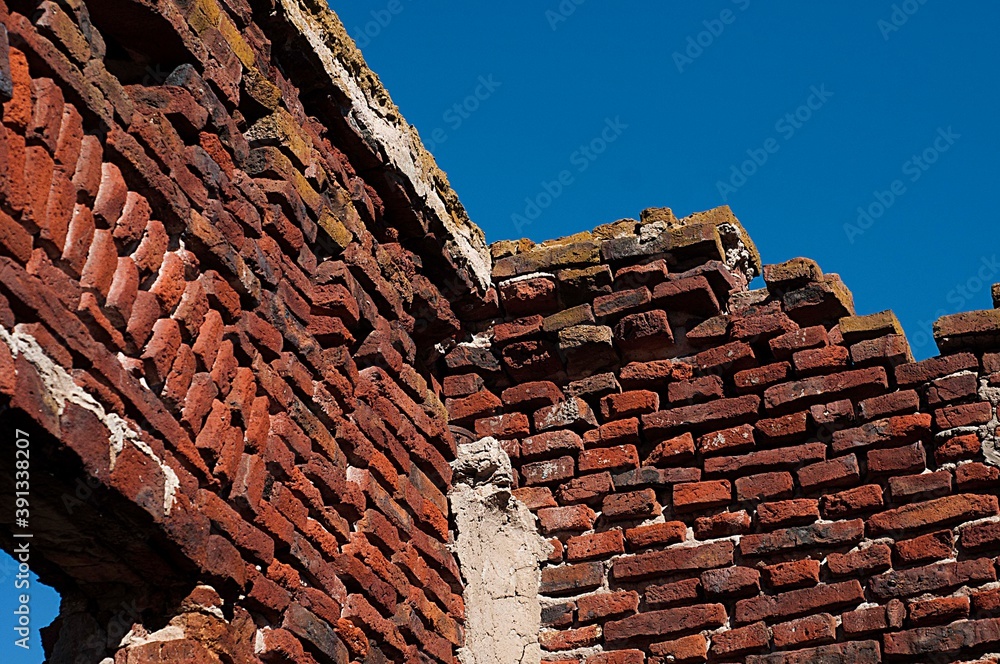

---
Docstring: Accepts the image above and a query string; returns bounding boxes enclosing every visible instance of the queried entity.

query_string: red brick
[808,398,854,425]
[619,358,692,389]
[746,641,881,664]
[763,367,887,412]
[624,521,686,550]
[612,541,734,581]
[492,315,543,345]
[593,286,651,317]
[960,520,1000,551]
[870,558,996,600]
[908,595,969,626]
[645,578,701,608]
[474,412,530,439]
[771,613,836,648]
[602,489,660,520]
[820,484,883,519]
[557,472,613,505]
[883,617,1000,657]
[585,651,642,664]
[770,325,829,359]
[734,361,790,393]
[499,275,558,316]
[644,431,695,465]
[666,375,723,404]
[827,543,891,577]
[578,445,638,473]
[796,454,860,493]
[868,441,926,475]
[648,634,707,662]
[604,603,726,642]
[841,605,891,635]
[537,505,596,534]
[539,624,600,651]
[693,340,755,372]
[830,412,931,454]
[567,530,625,561]
[576,590,639,623]
[711,621,769,658]
[697,423,754,456]
[601,389,658,420]
[858,389,920,420]
[704,442,826,476]
[673,480,731,513]
[895,530,954,565]
[540,562,604,596]
[755,411,808,442]
[694,510,751,539]
[501,380,562,410]
[522,430,584,460]
[927,371,979,405]
[522,456,575,486]
[895,352,978,386]
[792,344,848,375]
[763,559,820,589]
[512,487,557,510]
[534,397,598,432]
[642,395,760,438]
[739,520,864,557]
[956,462,1000,489]
[701,566,760,597]
[935,432,981,464]
[973,587,1000,614]
[652,276,720,317]
[934,401,993,429]
[614,308,672,352]
[734,580,864,624]
[583,418,639,448]
[757,499,819,528]
[868,493,999,537]
[735,472,793,502]
[888,470,952,502]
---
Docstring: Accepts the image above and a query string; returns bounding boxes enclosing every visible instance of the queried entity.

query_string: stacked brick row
[0,0,475,661]
[442,208,1000,663]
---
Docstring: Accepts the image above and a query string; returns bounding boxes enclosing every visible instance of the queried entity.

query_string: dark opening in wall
[85,0,191,85]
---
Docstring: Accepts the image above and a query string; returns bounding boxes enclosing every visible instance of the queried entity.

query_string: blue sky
[4,3,1000,661]
[336,0,1000,359]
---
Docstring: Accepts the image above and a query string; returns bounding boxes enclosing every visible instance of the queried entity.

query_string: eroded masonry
[2,1,1000,663]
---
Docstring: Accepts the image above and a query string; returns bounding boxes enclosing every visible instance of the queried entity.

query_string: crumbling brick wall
[0,0,489,661]
[440,206,1000,663]
[3,0,1000,663]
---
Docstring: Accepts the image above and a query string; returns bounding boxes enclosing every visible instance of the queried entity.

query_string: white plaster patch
[450,437,551,664]
[1,326,179,514]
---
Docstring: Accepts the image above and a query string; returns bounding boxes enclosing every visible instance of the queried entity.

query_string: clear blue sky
[4,3,1000,661]
[336,0,1000,359]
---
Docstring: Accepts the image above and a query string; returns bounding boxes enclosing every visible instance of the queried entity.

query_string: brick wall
[441,207,1000,663]
[0,0,481,661]
[3,0,1000,663]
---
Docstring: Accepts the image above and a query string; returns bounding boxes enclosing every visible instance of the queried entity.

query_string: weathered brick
[868,493,999,537]
[870,558,996,600]
[604,603,727,642]
[735,580,864,624]
[612,541,734,581]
